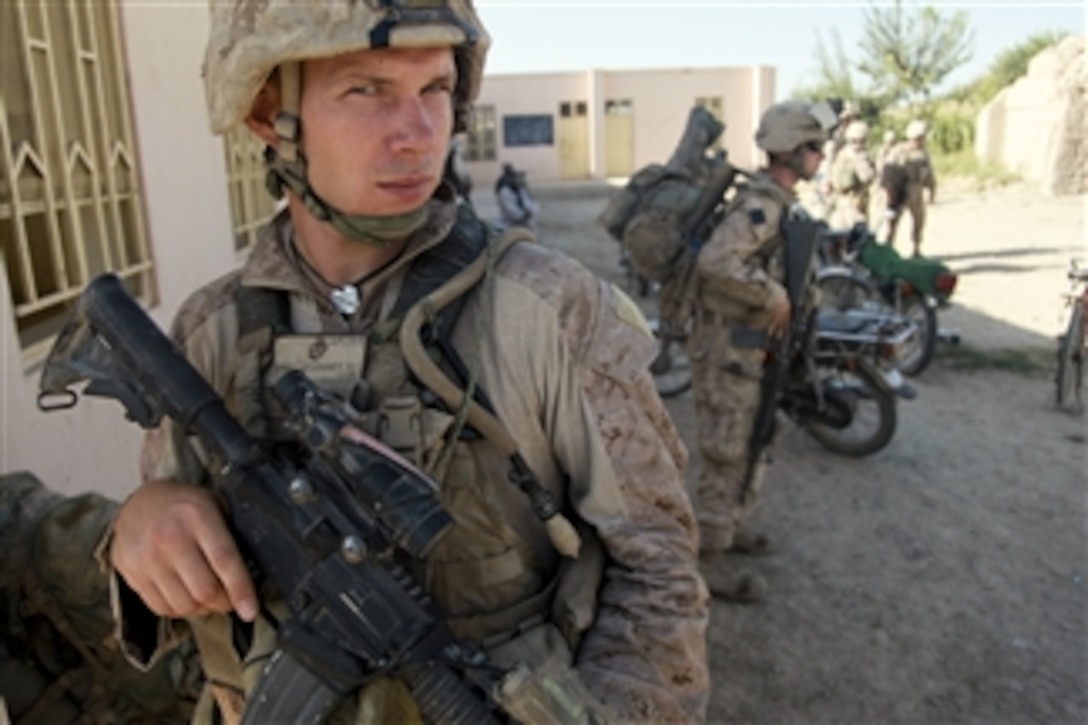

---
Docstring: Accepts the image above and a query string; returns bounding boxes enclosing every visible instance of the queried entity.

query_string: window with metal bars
[223,127,279,252]
[1,0,151,357]
[465,104,496,161]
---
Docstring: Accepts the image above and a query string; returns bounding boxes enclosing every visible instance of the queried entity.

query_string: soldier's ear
[244,79,282,147]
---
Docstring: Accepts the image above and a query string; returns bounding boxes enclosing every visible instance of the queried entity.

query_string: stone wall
[975,35,1086,195]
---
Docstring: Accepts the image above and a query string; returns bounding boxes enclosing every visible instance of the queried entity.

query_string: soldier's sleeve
[106,287,238,670]
[539,274,709,722]
[696,191,788,312]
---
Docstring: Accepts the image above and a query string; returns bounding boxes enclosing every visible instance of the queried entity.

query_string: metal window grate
[465,104,496,161]
[1,0,151,355]
[223,126,278,251]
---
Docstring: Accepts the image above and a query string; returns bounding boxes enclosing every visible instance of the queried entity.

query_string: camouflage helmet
[906,119,928,140]
[203,0,490,134]
[844,120,869,143]
[755,100,837,154]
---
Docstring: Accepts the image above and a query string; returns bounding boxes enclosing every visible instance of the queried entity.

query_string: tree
[856,0,975,107]
[796,28,862,102]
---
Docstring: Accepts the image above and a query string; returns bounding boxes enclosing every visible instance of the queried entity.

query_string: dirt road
[476,181,1086,723]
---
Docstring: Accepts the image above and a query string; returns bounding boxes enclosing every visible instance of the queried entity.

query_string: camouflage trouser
[687,316,765,552]
[887,186,926,248]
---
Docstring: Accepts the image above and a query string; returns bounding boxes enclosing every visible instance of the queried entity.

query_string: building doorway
[604,98,634,178]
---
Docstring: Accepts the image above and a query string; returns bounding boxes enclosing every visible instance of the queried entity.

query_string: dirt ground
[478,180,1086,724]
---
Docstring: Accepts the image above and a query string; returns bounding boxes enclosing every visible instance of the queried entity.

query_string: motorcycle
[650,304,914,457]
[815,223,959,376]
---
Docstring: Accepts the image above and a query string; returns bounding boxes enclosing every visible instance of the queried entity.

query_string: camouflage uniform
[688,173,795,552]
[115,198,709,723]
[0,471,200,724]
[828,127,876,229]
[883,122,936,254]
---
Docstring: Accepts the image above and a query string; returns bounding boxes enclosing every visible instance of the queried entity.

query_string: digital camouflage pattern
[884,139,936,250]
[689,175,796,550]
[202,0,489,134]
[0,471,201,724]
[126,196,710,723]
[829,142,876,228]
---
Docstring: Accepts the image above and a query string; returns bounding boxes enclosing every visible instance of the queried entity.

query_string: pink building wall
[468,64,775,188]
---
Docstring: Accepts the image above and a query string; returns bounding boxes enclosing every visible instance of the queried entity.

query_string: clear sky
[476,1,1086,97]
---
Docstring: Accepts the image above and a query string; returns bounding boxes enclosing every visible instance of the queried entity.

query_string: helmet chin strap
[264,61,430,247]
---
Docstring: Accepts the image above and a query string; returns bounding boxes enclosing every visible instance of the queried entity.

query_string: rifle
[734,213,824,492]
[36,274,508,724]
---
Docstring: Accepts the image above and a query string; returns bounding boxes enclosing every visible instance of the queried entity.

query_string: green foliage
[927,112,974,154]
[802,28,862,101]
[973,31,1070,104]
[937,344,1050,374]
[931,150,1019,189]
[856,0,975,106]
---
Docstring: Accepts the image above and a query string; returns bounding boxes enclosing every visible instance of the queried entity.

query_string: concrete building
[465,66,775,186]
[1,3,775,499]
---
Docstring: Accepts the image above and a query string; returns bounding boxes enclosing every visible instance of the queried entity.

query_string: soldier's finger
[192,516,258,621]
[169,538,234,615]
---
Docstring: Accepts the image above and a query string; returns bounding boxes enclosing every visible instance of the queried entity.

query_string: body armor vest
[232,211,558,643]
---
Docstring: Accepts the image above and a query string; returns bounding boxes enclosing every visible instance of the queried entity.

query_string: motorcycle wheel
[649,325,692,398]
[815,270,937,378]
[896,288,938,377]
[815,270,882,313]
[803,360,897,457]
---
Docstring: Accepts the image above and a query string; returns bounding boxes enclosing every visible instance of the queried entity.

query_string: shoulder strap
[234,285,291,436]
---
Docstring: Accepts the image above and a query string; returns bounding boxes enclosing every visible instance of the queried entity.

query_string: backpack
[596,106,743,284]
[596,165,698,282]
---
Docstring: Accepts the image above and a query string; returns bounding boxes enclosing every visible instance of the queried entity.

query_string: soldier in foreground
[0,471,200,724]
[103,1,708,722]
[689,101,834,602]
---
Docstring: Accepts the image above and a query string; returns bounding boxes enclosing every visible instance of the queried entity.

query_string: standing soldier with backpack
[689,100,834,602]
[101,1,708,723]
[828,120,876,228]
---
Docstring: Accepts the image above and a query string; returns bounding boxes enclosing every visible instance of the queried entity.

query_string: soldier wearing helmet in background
[689,100,835,602]
[880,119,937,257]
[0,471,201,723]
[104,1,708,723]
[875,128,898,181]
[828,119,876,228]
[818,100,858,197]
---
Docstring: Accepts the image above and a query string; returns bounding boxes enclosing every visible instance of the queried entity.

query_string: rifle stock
[37,274,501,725]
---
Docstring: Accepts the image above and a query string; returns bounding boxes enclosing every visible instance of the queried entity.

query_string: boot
[728,529,773,555]
[706,571,767,604]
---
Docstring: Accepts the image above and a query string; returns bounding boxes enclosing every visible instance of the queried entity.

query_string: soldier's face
[799,141,825,180]
[298,46,456,217]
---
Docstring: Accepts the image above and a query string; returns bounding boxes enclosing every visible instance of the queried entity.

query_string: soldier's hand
[766,299,791,339]
[110,479,257,622]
